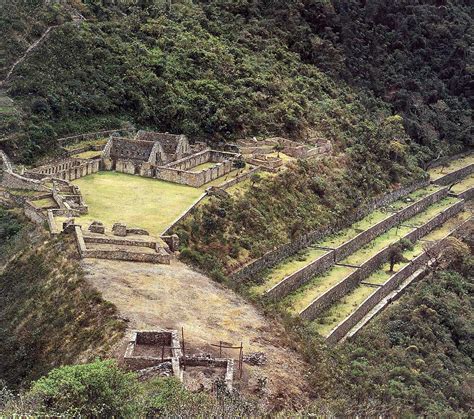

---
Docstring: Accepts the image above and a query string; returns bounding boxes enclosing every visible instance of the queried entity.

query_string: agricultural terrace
[311,206,472,337]
[290,197,459,310]
[249,184,442,297]
[72,172,205,236]
[428,154,474,180]
[451,174,474,194]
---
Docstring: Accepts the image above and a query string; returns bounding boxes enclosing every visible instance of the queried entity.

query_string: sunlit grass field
[428,154,474,180]
[73,171,205,235]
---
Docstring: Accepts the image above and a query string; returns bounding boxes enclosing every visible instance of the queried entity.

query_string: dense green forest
[2,0,472,162]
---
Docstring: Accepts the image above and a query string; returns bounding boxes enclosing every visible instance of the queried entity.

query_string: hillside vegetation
[0,218,125,388]
[2,1,471,162]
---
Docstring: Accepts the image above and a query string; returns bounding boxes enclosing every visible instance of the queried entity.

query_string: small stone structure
[246,154,283,172]
[156,149,237,187]
[27,158,100,182]
[112,222,127,237]
[88,221,105,234]
[101,131,239,187]
[124,330,234,391]
[237,137,332,160]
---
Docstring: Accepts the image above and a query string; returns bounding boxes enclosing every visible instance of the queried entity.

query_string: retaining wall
[1,171,50,191]
[457,186,474,201]
[218,167,261,190]
[56,128,135,146]
[265,186,447,300]
[230,179,430,283]
[433,163,474,186]
[326,214,472,344]
[24,201,47,224]
[299,199,464,321]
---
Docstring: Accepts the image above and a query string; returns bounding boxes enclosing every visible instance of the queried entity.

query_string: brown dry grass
[82,258,312,411]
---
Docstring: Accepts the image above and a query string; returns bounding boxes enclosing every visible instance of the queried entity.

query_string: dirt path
[82,258,312,410]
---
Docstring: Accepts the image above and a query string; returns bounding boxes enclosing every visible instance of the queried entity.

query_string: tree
[274,140,285,158]
[388,239,413,272]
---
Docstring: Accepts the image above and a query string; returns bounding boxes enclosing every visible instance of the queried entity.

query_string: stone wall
[231,179,430,284]
[156,159,233,187]
[1,171,50,191]
[433,163,474,186]
[56,128,135,147]
[28,158,100,181]
[456,186,474,201]
[299,199,465,321]
[23,201,47,224]
[326,215,472,344]
[218,167,261,190]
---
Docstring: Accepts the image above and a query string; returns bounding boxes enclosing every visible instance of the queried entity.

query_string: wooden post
[239,342,243,379]
[182,327,186,371]
[219,341,222,357]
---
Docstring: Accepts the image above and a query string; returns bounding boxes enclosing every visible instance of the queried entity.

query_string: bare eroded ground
[82,258,312,410]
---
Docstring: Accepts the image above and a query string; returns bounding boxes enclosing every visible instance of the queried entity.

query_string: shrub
[29,360,141,417]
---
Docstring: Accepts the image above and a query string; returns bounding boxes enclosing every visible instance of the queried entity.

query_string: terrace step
[260,184,450,300]
[293,196,464,321]
[313,211,472,343]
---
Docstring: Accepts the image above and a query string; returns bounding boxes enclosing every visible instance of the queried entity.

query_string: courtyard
[73,171,205,235]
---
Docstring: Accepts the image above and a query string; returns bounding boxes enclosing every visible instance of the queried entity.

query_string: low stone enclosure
[237,137,333,160]
[325,216,473,345]
[71,221,174,264]
[124,330,235,392]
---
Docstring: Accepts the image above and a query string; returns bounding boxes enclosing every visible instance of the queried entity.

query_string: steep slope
[0,223,126,388]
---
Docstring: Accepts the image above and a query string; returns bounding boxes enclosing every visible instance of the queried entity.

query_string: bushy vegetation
[0,360,258,417]
[0,233,126,388]
[177,116,423,276]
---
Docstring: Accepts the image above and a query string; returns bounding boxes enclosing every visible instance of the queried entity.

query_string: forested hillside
[2,1,471,162]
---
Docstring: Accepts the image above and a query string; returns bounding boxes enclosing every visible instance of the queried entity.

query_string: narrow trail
[1,26,57,87]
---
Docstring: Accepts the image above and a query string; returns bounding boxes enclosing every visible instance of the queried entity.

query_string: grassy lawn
[428,154,474,180]
[422,210,472,241]
[318,209,391,248]
[389,184,440,211]
[310,284,376,337]
[407,197,460,227]
[250,246,329,296]
[31,197,56,208]
[189,162,216,172]
[451,174,474,194]
[282,265,356,314]
[342,225,414,266]
[64,138,108,151]
[72,172,205,235]
[72,150,103,159]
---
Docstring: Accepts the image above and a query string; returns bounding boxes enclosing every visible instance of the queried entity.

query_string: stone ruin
[124,330,235,392]
[238,136,332,161]
[101,131,240,187]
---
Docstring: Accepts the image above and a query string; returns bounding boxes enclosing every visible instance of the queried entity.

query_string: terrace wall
[457,186,474,201]
[433,163,474,186]
[230,179,430,283]
[265,186,446,299]
[326,215,472,344]
[299,199,464,321]
[56,128,135,147]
